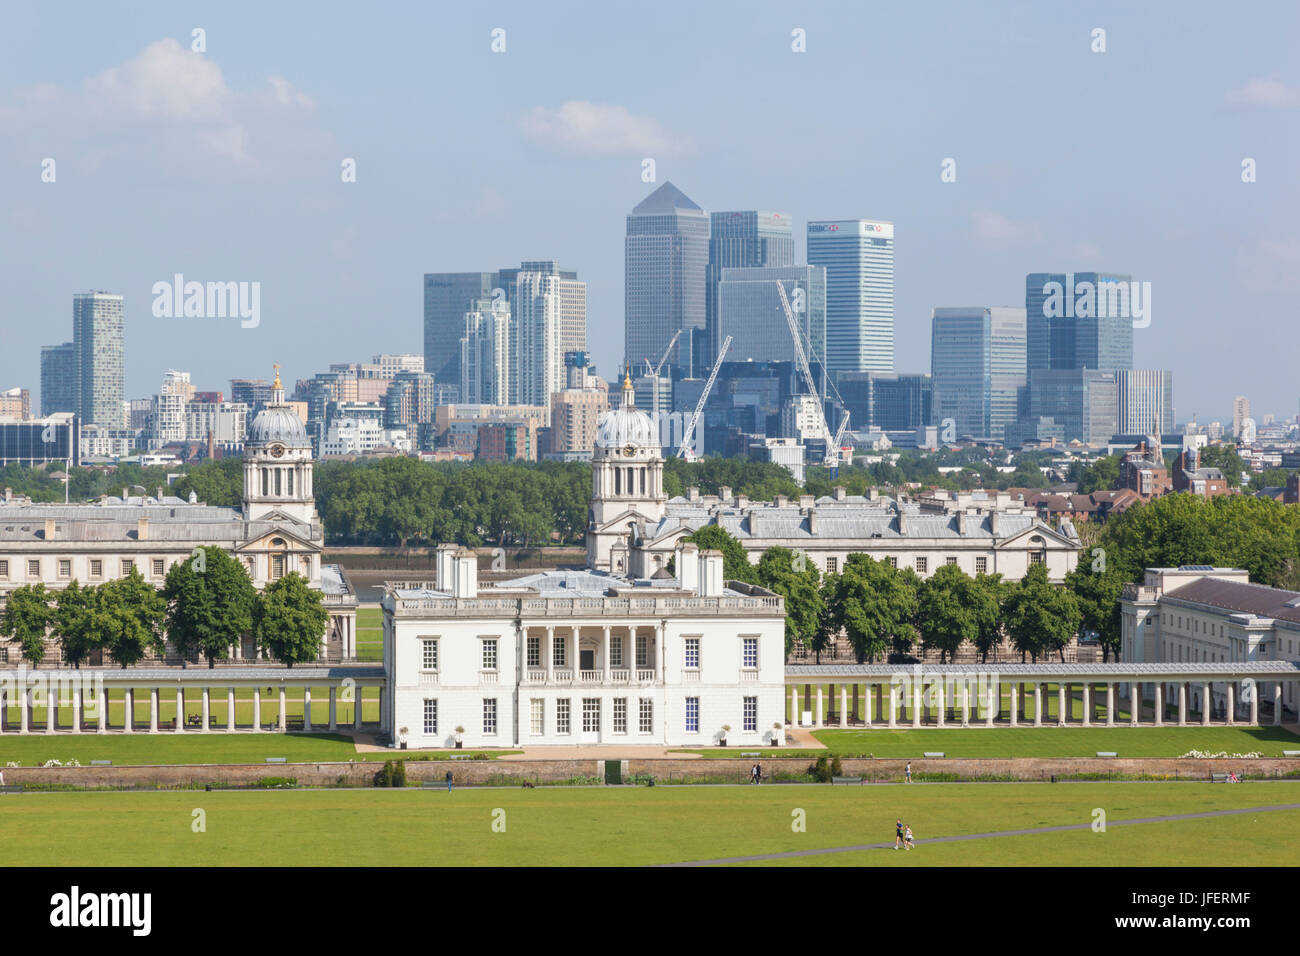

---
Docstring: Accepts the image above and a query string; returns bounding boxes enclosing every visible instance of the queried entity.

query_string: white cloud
[970,209,1042,242]
[0,38,323,175]
[1225,77,1300,109]
[520,101,693,157]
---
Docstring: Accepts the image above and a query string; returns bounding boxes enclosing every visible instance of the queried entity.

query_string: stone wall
[4,756,1298,789]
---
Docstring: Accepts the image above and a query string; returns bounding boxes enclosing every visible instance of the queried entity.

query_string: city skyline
[2,3,1298,424]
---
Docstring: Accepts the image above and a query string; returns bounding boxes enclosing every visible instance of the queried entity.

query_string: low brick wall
[4,756,1299,789]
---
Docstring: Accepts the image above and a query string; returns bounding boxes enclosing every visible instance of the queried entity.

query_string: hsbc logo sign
[808,223,839,233]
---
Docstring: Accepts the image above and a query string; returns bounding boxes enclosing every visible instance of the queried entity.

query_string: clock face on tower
[622,444,637,458]
[270,443,286,458]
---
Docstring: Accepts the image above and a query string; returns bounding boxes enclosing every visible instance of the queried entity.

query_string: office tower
[807,220,895,377]
[1117,370,1174,436]
[505,264,586,409]
[73,292,125,428]
[1019,369,1118,446]
[499,261,586,359]
[625,181,709,377]
[550,380,610,456]
[384,370,438,449]
[230,378,274,413]
[459,298,511,405]
[836,372,932,431]
[1232,396,1250,438]
[153,370,194,445]
[564,350,599,390]
[40,343,78,416]
[372,354,424,377]
[0,388,31,420]
[424,272,498,386]
[931,307,1027,441]
[706,211,795,365]
[716,265,827,391]
[1025,272,1134,372]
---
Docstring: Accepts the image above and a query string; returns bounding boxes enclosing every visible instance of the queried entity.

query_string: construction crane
[677,335,732,460]
[774,281,841,467]
[643,328,682,416]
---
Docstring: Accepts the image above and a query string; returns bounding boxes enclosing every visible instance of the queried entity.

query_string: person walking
[905,761,912,783]
[904,824,915,849]
[445,769,453,792]
[895,818,904,849]
[750,763,759,785]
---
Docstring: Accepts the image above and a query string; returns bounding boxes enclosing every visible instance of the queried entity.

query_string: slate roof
[1163,577,1300,625]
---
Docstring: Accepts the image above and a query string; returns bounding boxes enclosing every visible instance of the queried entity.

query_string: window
[742,637,758,669]
[685,697,699,733]
[744,696,758,732]
[482,638,498,671]
[271,554,285,579]
[152,558,165,577]
[553,639,566,668]
[557,699,571,734]
[915,557,927,574]
[120,559,134,577]
[530,699,544,735]
[526,635,541,668]
[582,698,601,732]
[483,698,497,735]
[613,698,627,733]
[975,556,988,574]
[886,556,897,568]
[421,638,438,671]
[28,559,40,577]
[423,699,437,735]
[89,559,102,578]
[1029,551,1044,565]
[945,556,958,566]
[0,559,7,579]
[610,636,623,668]
[636,634,649,668]
[825,556,838,573]
[684,637,700,669]
[58,559,72,578]
[639,698,653,734]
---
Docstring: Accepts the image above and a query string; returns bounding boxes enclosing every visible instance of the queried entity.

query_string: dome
[595,374,659,450]
[247,405,309,447]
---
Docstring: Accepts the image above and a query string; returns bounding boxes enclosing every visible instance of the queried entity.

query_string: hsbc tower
[807,219,895,378]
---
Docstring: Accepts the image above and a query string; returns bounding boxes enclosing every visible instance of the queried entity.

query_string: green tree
[680,525,758,584]
[828,554,919,662]
[0,583,53,665]
[53,580,105,668]
[99,569,167,668]
[1003,563,1081,662]
[163,546,258,668]
[969,572,1008,663]
[916,563,977,663]
[1064,563,1125,662]
[256,572,329,667]
[754,547,824,657]
[1073,455,1120,494]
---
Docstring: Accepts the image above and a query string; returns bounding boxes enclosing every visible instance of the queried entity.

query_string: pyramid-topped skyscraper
[625,181,709,379]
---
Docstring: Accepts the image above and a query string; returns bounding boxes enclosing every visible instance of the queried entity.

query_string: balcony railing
[389,593,783,617]
[518,667,659,686]
[479,670,499,684]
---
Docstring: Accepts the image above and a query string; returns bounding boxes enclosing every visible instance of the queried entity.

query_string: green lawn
[809,725,1299,758]
[0,732,516,766]
[356,606,382,661]
[3,782,1296,866]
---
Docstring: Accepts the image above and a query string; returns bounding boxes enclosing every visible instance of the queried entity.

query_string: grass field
[356,606,382,662]
[3,782,1296,866]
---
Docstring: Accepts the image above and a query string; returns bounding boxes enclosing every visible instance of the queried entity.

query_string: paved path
[499,746,700,761]
[661,802,1300,866]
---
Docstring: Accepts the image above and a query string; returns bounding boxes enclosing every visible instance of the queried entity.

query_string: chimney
[774,494,788,508]
[735,493,748,510]
[137,517,149,540]
[44,518,56,540]
[677,541,700,591]
[435,542,459,592]
[687,486,700,501]
[833,485,847,501]
[798,494,814,509]
[156,486,164,502]
[451,549,478,598]
[955,510,965,535]
[806,507,818,535]
[867,487,878,501]
[896,510,907,535]
[698,549,724,596]
[990,510,1001,537]
[746,509,757,537]
[719,485,732,504]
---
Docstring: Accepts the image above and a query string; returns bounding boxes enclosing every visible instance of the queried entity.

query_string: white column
[227,688,236,732]
[278,687,287,731]
[1057,683,1067,727]
[984,681,995,727]
[353,685,363,730]
[1106,684,1115,726]
[815,686,823,727]
[20,686,30,734]
[888,683,898,728]
[151,688,160,733]
[1249,683,1258,725]
[961,679,971,726]
[912,680,922,728]
[1033,683,1042,727]
[1008,684,1017,727]
[304,687,313,732]
[864,682,873,726]
[201,686,211,733]
[1202,682,1211,726]
[790,685,798,726]
[1274,681,1283,726]
[329,687,337,731]
[123,688,133,734]
[46,685,55,733]
[71,686,81,734]
[1153,683,1163,726]
[0,685,5,734]
[97,686,108,734]
[1081,684,1091,726]
[253,688,262,731]
[1178,683,1187,726]
[602,625,611,682]
[839,686,847,728]
[175,689,185,733]
[1131,681,1140,726]
[545,626,554,682]
[572,628,581,676]
[936,681,946,727]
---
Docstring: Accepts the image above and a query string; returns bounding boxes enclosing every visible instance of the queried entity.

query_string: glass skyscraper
[931,306,1027,441]
[807,220,895,378]
[1025,272,1134,372]
[424,272,498,387]
[706,210,794,366]
[715,265,826,386]
[40,341,78,417]
[625,181,709,378]
[73,292,125,428]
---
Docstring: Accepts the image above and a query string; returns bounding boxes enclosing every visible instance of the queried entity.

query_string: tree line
[0,546,327,668]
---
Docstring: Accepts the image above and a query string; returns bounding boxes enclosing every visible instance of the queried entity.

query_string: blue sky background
[2,0,1297,425]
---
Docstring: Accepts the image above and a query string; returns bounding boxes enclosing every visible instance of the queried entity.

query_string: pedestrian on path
[446,769,453,792]
[904,824,915,849]
[894,818,904,849]
[905,761,912,783]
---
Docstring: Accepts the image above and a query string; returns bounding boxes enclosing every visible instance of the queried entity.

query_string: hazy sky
[2,0,1297,425]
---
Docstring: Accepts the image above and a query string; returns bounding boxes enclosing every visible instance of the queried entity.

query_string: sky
[1,0,1298,426]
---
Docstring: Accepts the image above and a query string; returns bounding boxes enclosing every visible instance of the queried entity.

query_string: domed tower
[243,365,315,525]
[586,371,667,572]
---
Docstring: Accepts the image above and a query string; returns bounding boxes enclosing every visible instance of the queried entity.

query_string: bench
[265,757,287,764]
[923,752,945,758]
[450,754,472,760]
[90,760,112,766]
[1283,751,1300,758]
[1096,751,1118,758]
[420,780,444,789]
[1210,773,1231,783]
[0,785,23,794]
[831,775,865,785]
[285,719,305,732]
[740,751,761,757]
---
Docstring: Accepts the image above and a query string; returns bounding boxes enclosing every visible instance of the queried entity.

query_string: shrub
[808,755,832,783]
[391,760,407,788]
[830,756,843,777]
[254,776,298,789]
[373,760,393,787]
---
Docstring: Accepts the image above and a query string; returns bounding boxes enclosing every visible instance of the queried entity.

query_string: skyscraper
[716,265,826,391]
[807,220,895,378]
[40,342,77,416]
[424,272,498,387]
[625,181,709,378]
[1232,395,1251,438]
[502,262,586,409]
[459,298,510,406]
[931,307,1027,441]
[73,292,125,428]
[706,210,794,365]
[1117,370,1174,436]
[1025,272,1134,372]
